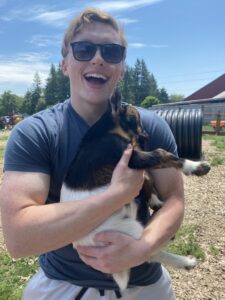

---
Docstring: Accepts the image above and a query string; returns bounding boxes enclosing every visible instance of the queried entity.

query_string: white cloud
[0,53,52,95]
[118,18,138,25]
[27,34,62,48]
[0,6,76,27]
[91,0,163,12]
[31,9,75,27]
[129,42,147,48]
[129,42,168,48]
[1,1,163,26]
[149,44,168,48]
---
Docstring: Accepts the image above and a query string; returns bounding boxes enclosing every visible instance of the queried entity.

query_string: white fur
[182,160,207,175]
[60,184,197,290]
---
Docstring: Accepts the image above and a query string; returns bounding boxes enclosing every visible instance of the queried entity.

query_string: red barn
[185,73,225,101]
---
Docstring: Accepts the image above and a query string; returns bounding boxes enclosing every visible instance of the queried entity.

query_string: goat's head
[110,88,149,150]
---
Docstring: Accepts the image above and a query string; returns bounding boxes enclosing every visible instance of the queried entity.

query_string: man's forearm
[2,187,128,258]
[140,195,185,260]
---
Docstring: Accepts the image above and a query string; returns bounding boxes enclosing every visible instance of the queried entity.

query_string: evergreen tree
[158,88,169,103]
[119,65,135,104]
[56,64,70,101]
[149,73,158,98]
[22,90,33,115]
[138,59,152,103]
[22,73,43,114]
[32,72,43,113]
[44,64,58,106]
[132,59,142,105]
[131,59,159,105]
[36,97,47,112]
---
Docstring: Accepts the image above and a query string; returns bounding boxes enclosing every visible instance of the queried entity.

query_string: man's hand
[77,231,146,273]
[110,145,145,204]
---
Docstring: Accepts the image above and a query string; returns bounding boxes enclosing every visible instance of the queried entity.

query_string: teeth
[85,73,107,80]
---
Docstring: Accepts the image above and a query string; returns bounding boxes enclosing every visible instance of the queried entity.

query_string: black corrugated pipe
[153,108,203,159]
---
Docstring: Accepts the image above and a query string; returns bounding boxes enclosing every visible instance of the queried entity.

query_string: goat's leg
[129,148,210,176]
[150,251,197,270]
[142,176,164,211]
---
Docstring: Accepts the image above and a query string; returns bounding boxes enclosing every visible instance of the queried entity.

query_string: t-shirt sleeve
[4,117,52,174]
[138,107,178,157]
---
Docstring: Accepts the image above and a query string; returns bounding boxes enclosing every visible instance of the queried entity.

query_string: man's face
[62,22,125,107]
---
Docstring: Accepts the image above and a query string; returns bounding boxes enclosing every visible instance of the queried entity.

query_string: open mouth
[84,73,108,85]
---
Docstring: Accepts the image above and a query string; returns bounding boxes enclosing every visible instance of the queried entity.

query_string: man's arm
[141,167,184,257]
[0,146,144,258]
[77,167,184,274]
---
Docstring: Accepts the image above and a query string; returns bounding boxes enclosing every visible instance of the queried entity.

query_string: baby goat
[60,91,210,290]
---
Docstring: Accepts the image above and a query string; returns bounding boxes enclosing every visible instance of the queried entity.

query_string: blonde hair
[61,8,127,58]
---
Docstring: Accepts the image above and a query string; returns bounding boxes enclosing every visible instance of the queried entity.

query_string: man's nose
[91,48,104,65]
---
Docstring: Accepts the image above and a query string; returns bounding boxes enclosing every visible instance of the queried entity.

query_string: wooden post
[215,113,221,135]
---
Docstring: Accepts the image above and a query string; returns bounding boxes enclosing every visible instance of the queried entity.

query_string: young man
[0,8,184,300]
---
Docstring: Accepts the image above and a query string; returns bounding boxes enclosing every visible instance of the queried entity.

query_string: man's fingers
[119,144,133,166]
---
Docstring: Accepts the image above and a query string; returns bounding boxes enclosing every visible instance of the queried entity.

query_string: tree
[140,95,160,108]
[32,72,43,113]
[56,64,70,101]
[169,94,185,102]
[158,88,169,104]
[132,59,142,105]
[22,73,43,114]
[138,59,152,104]
[0,91,20,115]
[44,64,70,106]
[131,59,159,105]
[45,64,58,106]
[35,97,46,112]
[22,90,33,115]
[149,74,158,98]
[119,65,135,104]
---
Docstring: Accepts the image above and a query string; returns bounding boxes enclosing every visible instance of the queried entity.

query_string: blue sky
[1,0,225,97]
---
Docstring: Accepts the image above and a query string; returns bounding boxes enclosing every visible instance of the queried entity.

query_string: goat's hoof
[194,162,211,176]
[184,256,198,270]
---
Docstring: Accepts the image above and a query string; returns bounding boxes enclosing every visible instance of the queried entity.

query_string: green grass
[203,135,225,166]
[203,135,225,149]
[202,125,214,132]
[167,224,205,260]
[0,134,10,142]
[0,145,5,160]
[0,250,38,300]
[208,244,220,256]
[211,156,225,166]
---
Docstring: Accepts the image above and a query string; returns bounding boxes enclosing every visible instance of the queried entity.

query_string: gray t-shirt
[4,99,177,289]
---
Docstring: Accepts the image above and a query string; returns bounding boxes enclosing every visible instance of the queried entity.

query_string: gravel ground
[0,137,224,299]
[170,139,225,300]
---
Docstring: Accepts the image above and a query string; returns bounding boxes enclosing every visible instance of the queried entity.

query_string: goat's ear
[110,87,122,116]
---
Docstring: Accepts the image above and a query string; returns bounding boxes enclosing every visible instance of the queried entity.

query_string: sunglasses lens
[71,42,125,63]
[102,44,125,63]
[72,42,96,61]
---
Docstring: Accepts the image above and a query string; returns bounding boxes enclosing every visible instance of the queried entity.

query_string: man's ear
[61,59,68,76]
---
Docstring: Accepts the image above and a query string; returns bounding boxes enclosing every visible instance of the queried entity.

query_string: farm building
[152,73,225,126]
[185,73,225,101]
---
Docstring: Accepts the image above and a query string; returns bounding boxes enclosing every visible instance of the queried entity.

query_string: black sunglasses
[70,41,126,64]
